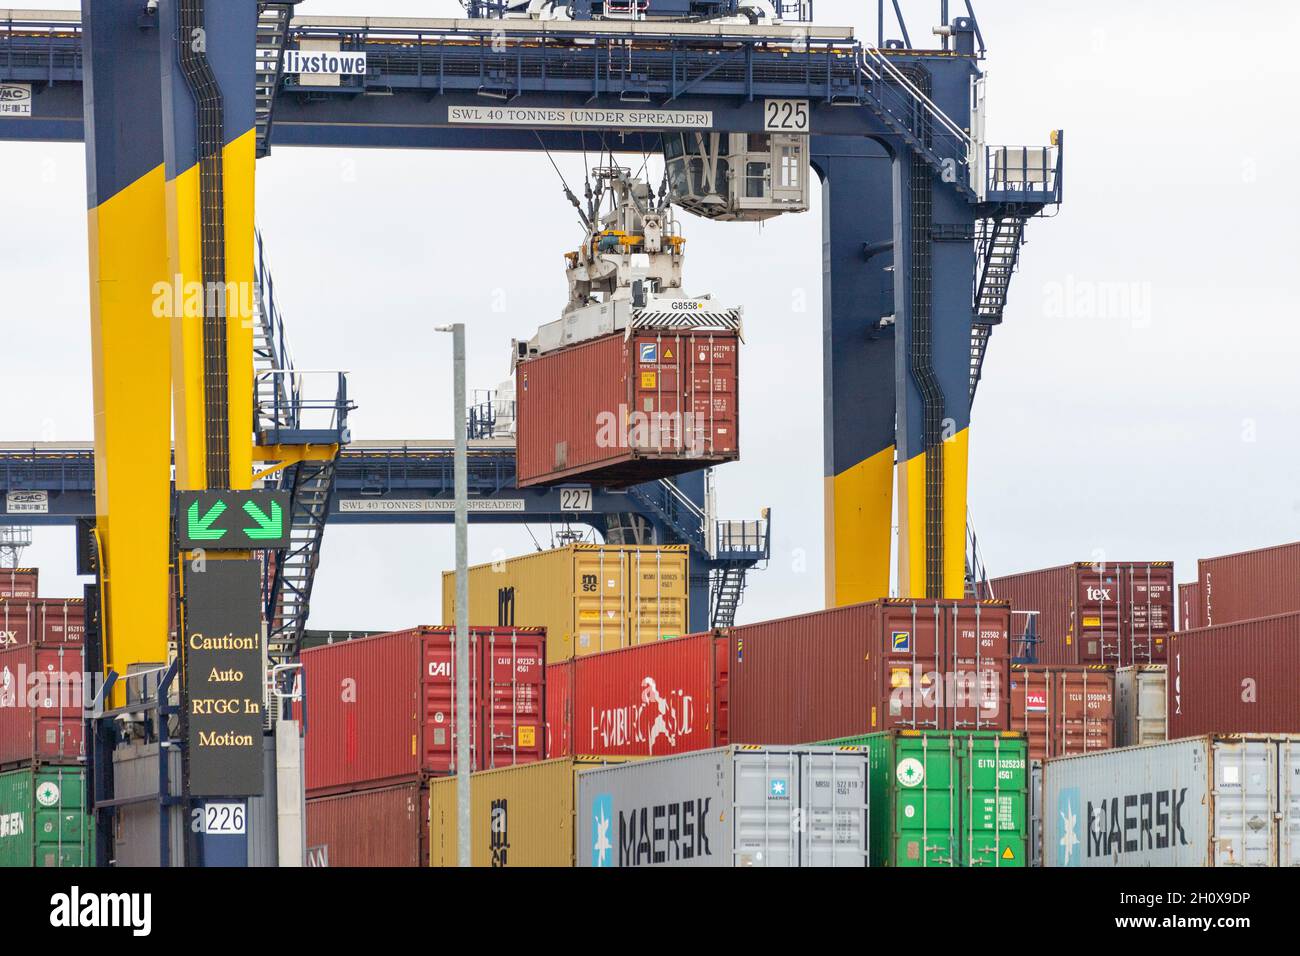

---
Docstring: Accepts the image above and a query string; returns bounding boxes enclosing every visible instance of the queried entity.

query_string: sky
[2,1,1298,631]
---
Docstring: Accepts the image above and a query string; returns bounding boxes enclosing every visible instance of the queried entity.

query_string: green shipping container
[820,731,1027,868]
[0,766,94,868]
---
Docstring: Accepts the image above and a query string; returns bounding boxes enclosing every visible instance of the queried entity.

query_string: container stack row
[0,569,93,868]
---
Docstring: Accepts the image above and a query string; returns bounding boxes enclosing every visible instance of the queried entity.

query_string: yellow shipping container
[429,756,632,867]
[441,543,689,663]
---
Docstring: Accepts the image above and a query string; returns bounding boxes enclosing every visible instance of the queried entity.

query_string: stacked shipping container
[989,562,1173,666]
[1008,665,1114,761]
[442,543,689,663]
[728,599,1013,743]
[546,630,728,759]
[1197,540,1300,627]
[0,598,85,648]
[1167,612,1300,739]
[301,625,547,866]
[0,569,38,599]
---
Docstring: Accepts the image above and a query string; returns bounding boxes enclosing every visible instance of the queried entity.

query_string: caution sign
[1001,846,1015,861]
[640,371,658,389]
[518,725,536,748]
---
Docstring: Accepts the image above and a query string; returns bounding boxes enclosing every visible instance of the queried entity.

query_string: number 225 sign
[764,99,809,132]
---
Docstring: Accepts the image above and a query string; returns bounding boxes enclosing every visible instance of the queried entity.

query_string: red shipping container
[515,329,739,487]
[0,599,86,648]
[1168,611,1300,739]
[546,630,728,759]
[0,569,37,599]
[989,562,1173,666]
[1179,581,1202,630]
[1008,665,1114,761]
[306,780,428,867]
[1199,540,1300,627]
[302,625,546,795]
[0,643,84,767]
[727,599,1012,745]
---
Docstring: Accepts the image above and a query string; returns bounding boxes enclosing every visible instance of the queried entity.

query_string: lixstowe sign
[283,49,368,75]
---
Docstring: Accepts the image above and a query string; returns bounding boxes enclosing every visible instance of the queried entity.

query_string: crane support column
[891,154,975,598]
[814,139,897,606]
[81,2,174,697]
[160,0,256,493]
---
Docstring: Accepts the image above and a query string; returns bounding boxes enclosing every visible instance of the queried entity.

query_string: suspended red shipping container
[727,599,1012,745]
[0,599,86,648]
[515,329,739,487]
[0,643,84,768]
[302,625,546,796]
[988,562,1173,666]
[1008,665,1114,761]
[0,569,37,599]
[546,630,728,759]
[1168,611,1300,739]
[1198,540,1300,627]
[305,780,428,867]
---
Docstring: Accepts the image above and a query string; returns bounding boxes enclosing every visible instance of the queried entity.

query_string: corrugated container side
[303,631,420,794]
[990,563,1172,666]
[1042,735,1300,866]
[0,569,37,599]
[0,644,85,768]
[515,329,740,488]
[0,766,93,868]
[1199,540,1300,626]
[1178,581,1201,630]
[302,626,546,794]
[545,661,574,759]
[443,543,688,664]
[306,781,427,867]
[1114,665,1167,747]
[728,600,1011,744]
[1168,612,1300,738]
[555,631,726,758]
[0,599,86,648]
[429,757,631,866]
[1009,666,1114,761]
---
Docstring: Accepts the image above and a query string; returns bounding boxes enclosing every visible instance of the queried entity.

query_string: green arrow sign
[242,500,284,540]
[177,490,291,550]
[187,500,229,541]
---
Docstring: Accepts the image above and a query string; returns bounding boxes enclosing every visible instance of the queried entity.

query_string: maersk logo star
[1059,798,1080,865]
[592,794,614,867]
[769,778,787,797]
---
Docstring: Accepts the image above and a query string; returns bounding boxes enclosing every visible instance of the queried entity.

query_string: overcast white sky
[3,1,1298,630]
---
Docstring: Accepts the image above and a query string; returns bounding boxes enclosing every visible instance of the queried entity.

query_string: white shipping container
[1043,735,1300,867]
[1114,665,1167,747]
[576,745,868,867]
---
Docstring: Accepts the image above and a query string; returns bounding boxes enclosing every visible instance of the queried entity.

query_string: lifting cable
[534,130,589,230]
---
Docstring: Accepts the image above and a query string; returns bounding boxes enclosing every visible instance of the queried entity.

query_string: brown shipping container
[515,329,739,487]
[728,599,1012,744]
[0,599,86,648]
[301,626,546,795]
[1008,665,1114,761]
[0,569,37,599]
[546,631,728,759]
[1168,612,1300,739]
[1199,540,1300,627]
[989,562,1173,666]
[0,643,85,767]
[306,781,428,867]
[1179,581,1202,631]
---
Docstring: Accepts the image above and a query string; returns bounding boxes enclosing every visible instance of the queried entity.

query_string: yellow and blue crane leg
[81,2,174,705]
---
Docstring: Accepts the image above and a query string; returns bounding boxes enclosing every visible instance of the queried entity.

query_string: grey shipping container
[576,745,868,867]
[1114,665,1167,747]
[1042,735,1300,867]
[111,738,283,867]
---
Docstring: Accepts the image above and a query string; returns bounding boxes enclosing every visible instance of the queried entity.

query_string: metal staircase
[964,508,992,600]
[266,459,338,663]
[857,47,977,202]
[969,214,1027,402]
[252,229,350,663]
[255,3,295,159]
[709,565,747,629]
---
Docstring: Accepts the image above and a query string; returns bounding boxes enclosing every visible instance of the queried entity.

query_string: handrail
[860,43,970,148]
